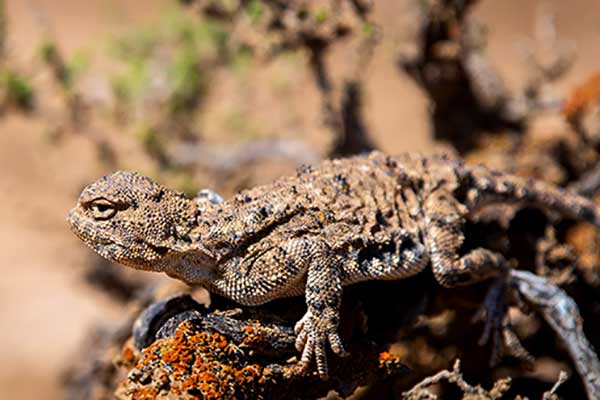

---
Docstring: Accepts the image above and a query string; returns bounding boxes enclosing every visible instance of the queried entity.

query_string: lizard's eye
[88,199,117,220]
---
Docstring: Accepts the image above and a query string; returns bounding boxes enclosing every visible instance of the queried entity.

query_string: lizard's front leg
[212,237,347,378]
[294,243,347,378]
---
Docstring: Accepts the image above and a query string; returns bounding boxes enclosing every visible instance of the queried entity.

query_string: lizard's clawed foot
[294,310,348,379]
[473,275,534,365]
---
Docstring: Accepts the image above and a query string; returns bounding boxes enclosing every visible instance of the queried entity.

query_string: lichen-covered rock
[118,322,266,399]
[115,318,408,400]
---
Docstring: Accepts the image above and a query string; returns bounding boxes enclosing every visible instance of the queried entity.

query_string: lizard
[67,151,600,378]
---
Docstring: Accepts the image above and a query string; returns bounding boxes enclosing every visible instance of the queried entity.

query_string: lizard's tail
[458,163,600,227]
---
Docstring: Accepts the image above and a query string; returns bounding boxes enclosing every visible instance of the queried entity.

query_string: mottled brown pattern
[68,151,600,377]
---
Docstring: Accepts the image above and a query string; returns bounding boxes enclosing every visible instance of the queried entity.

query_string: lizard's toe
[294,310,346,379]
[473,275,534,365]
[314,339,329,379]
[295,326,308,352]
[299,337,315,371]
[328,332,348,356]
[299,335,330,378]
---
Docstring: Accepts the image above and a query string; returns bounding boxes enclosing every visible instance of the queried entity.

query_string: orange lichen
[378,350,404,372]
[124,321,266,399]
[121,342,138,365]
[122,347,135,363]
[563,71,600,120]
[240,321,278,346]
[130,387,158,400]
[378,351,394,362]
[117,339,141,369]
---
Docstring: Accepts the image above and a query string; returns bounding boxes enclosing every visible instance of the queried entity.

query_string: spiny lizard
[68,151,600,377]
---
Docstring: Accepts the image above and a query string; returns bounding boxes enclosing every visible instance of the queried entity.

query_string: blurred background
[1,0,600,398]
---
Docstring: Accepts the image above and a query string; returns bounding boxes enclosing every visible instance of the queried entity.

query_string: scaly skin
[68,151,600,378]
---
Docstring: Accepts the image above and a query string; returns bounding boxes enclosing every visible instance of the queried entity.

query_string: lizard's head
[67,171,212,272]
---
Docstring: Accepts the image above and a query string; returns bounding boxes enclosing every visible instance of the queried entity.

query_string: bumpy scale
[68,151,600,377]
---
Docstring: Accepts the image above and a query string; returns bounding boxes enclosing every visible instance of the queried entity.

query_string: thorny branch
[403,359,568,400]
[403,359,512,400]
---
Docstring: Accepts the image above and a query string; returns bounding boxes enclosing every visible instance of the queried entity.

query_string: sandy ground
[0,0,598,398]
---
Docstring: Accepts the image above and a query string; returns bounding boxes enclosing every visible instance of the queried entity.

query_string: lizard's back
[200,152,452,268]
[203,148,600,278]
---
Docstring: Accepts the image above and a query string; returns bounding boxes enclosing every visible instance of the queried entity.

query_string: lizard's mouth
[67,206,128,262]
[67,206,169,270]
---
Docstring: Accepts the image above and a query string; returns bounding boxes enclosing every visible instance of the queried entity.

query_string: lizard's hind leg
[422,191,509,287]
[422,191,529,363]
